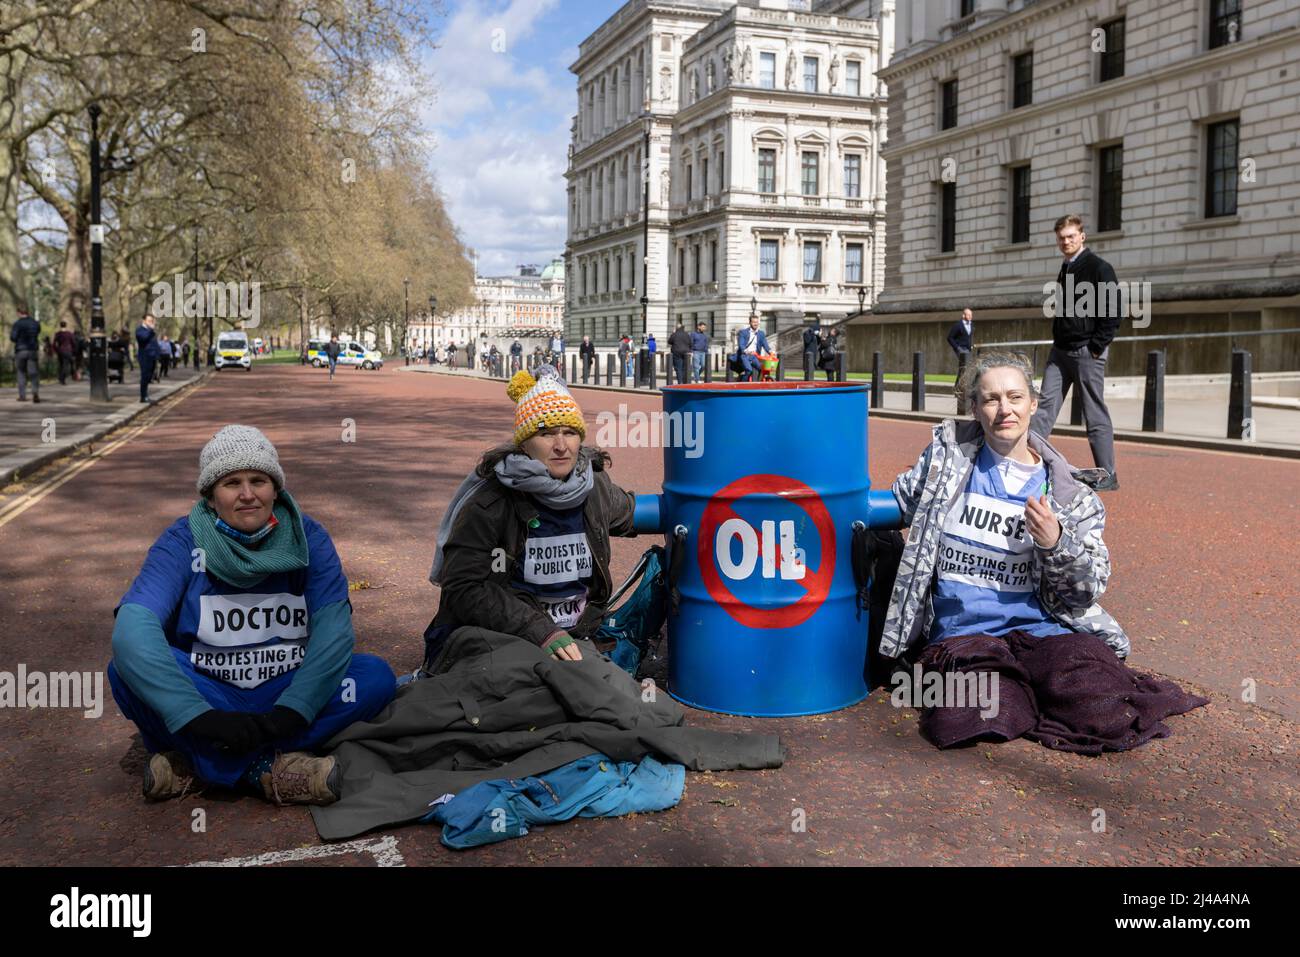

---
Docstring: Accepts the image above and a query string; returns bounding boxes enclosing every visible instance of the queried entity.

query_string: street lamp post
[428,296,438,362]
[87,104,109,401]
[403,277,410,365]
[204,265,215,365]
[640,115,652,339]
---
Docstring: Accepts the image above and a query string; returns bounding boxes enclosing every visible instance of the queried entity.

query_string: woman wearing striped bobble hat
[421,365,639,668]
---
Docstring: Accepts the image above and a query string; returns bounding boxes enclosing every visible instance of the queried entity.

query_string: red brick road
[0,364,1294,865]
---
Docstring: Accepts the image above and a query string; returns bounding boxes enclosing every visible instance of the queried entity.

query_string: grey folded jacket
[310,627,785,840]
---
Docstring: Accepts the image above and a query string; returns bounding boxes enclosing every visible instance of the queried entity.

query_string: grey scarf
[429,448,597,585]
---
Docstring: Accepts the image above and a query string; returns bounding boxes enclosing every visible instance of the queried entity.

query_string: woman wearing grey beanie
[107,424,396,805]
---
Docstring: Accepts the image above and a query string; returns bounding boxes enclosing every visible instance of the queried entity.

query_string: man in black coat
[802,324,820,380]
[579,335,595,381]
[667,322,692,384]
[9,306,41,402]
[947,308,973,365]
[1030,214,1120,489]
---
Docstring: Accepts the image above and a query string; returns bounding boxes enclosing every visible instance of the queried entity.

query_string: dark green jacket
[430,455,637,648]
[310,627,785,840]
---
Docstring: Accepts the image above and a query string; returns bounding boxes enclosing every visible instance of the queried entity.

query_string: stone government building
[871,0,1300,378]
[565,0,894,361]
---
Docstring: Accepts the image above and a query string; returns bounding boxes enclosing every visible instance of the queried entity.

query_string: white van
[215,331,252,371]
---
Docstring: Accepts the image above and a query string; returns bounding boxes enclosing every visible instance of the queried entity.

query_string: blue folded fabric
[422,753,685,849]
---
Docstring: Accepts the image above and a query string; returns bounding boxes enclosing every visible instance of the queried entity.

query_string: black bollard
[704,352,713,383]
[956,352,969,416]
[1070,382,1084,426]
[1142,350,1165,432]
[835,351,845,383]
[804,352,813,381]
[1228,349,1253,440]
[776,355,785,381]
[571,353,578,382]
[911,351,925,411]
[618,352,626,388]
[650,352,658,391]
[871,351,883,409]
[606,353,614,386]
[725,351,734,382]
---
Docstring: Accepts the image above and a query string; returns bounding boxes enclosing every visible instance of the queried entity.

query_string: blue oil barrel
[640,380,901,717]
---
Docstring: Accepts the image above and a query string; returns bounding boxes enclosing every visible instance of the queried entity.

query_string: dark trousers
[139,355,156,400]
[159,355,171,378]
[15,350,39,398]
[1030,345,1115,473]
[57,353,74,384]
[671,354,687,384]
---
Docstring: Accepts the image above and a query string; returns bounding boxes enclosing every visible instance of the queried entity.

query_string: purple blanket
[915,630,1210,755]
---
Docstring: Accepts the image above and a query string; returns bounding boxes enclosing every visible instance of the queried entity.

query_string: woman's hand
[543,631,583,661]
[1025,495,1061,550]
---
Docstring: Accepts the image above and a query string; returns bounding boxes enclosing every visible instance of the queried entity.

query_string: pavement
[411,363,1300,454]
[0,363,209,484]
[0,363,1295,866]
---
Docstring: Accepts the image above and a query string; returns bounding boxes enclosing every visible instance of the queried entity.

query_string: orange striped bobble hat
[507,366,586,446]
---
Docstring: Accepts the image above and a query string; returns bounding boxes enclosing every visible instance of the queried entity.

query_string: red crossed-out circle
[697,474,836,630]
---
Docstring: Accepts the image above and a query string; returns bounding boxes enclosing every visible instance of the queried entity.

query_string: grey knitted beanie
[197,425,285,495]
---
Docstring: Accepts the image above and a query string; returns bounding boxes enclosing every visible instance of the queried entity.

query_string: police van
[308,339,383,370]
[215,331,252,371]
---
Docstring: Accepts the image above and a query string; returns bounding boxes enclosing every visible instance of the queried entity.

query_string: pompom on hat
[197,424,285,495]
[507,365,586,446]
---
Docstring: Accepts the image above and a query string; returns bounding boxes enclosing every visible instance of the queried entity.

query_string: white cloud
[421,0,578,275]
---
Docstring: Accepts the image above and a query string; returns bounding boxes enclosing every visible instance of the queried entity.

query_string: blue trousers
[108,648,395,787]
[739,353,760,381]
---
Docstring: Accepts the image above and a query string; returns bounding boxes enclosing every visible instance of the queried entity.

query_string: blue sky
[418,0,622,278]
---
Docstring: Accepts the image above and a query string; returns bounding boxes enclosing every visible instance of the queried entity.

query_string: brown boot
[259,752,340,806]
[142,751,202,801]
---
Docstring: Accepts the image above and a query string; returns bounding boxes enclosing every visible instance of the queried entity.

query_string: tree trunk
[0,23,32,325]
[58,211,91,332]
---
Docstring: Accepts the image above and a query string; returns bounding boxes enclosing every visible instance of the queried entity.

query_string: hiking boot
[32,394,40,404]
[142,751,201,801]
[259,752,340,806]
[1094,471,1121,492]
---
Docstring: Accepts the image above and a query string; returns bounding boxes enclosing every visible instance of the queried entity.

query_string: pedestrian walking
[618,334,632,380]
[136,313,161,403]
[509,339,523,374]
[802,324,820,379]
[947,308,974,366]
[73,327,87,381]
[579,335,595,381]
[668,321,692,385]
[690,321,709,382]
[122,328,135,371]
[466,340,476,372]
[447,343,457,369]
[53,321,76,385]
[817,328,841,381]
[1029,214,1121,490]
[158,334,173,378]
[324,334,342,381]
[10,305,41,403]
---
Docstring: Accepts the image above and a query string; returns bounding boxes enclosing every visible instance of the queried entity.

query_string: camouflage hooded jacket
[880,418,1130,660]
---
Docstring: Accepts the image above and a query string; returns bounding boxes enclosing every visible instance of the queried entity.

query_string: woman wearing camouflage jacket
[880,352,1206,753]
